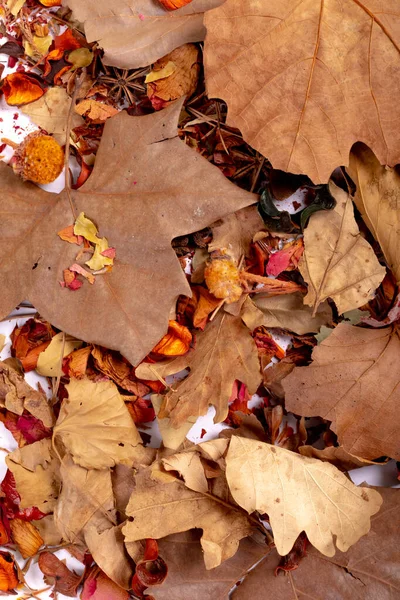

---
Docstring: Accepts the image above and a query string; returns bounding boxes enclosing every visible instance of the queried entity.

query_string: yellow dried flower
[14,132,64,184]
[204,249,243,304]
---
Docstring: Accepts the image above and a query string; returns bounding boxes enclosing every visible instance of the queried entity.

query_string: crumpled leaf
[10,317,55,372]
[122,467,252,569]
[204,0,400,183]
[241,293,332,335]
[298,445,378,473]
[6,439,60,513]
[0,100,255,366]
[232,487,400,600]
[81,566,129,600]
[64,0,225,68]
[9,519,43,558]
[138,312,261,426]
[225,436,382,556]
[299,183,385,315]
[39,551,82,597]
[348,143,400,283]
[147,43,200,110]
[53,378,142,469]
[0,361,54,427]
[75,99,119,123]
[283,323,400,461]
[22,87,84,146]
[2,72,46,106]
[36,332,83,377]
[91,346,149,396]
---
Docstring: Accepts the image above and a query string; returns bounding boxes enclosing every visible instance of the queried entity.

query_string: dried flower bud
[204,249,243,304]
[13,132,64,184]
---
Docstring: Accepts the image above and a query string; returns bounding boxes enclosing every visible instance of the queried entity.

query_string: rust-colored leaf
[39,551,82,597]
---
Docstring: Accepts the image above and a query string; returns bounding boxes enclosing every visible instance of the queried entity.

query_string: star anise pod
[97,65,149,105]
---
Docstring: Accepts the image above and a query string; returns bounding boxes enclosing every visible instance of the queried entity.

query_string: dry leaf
[84,526,133,590]
[152,321,192,356]
[299,183,385,315]
[299,445,377,472]
[140,313,261,426]
[22,87,84,145]
[0,361,54,427]
[233,487,400,600]
[204,0,400,183]
[91,346,148,396]
[6,440,60,513]
[9,438,53,472]
[348,143,400,283]
[263,358,295,399]
[38,551,82,597]
[162,450,208,493]
[210,206,263,263]
[122,468,252,569]
[64,0,224,68]
[54,455,115,543]
[225,436,382,556]
[241,293,332,335]
[54,378,141,469]
[0,100,255,366]
[152,394,196,450]
[148,531,270,599]
[32,515,63,546]
[9,519,43,558]
[147,43,200,110]
[2,72,46,106]
[283,323,400,460]
[36,332,83,377]
[75,99,119,123]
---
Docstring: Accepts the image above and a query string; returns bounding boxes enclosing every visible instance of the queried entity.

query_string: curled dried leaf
[152,321,192,356]
[39,551,82,597]
[9,518,43,559]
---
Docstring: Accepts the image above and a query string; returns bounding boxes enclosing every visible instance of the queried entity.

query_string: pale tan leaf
[36,332,83,377]
[204,0,400,183]
[64,0,225,68]
[225,436,382,556]
[54,378,141,469]
[54,456,115,543]
[84,525,133,589]
[299,445,379,472]
[162,451,208,493]
[21,88,84,145]
[32,515,62,546]
[241,293,332,335]
[299,184,385,315]
[122,468,252,569]
[283,323,400,460]
[9,438,53,472]
[152,394,196,451]
[262,358,295,399]
[348,143,400,283]
[157,313,262,426]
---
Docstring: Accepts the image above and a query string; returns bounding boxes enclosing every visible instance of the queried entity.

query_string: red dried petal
[2,73,46,106]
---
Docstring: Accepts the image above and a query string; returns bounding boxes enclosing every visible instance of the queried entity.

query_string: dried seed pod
[13,132,64,184]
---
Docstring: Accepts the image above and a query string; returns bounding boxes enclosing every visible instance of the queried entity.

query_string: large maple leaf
[64,0,224,68]
[204,0,400,183]
[0,101,256,366]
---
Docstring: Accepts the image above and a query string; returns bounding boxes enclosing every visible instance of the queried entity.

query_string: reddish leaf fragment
[62,269,83,291]
[0,470,46,521]
[126,398,155,424]
[225,380,252,426]
[253,328,285,361]
[63,346,91,379]
[69,263,95,284]
[11,318,55,372]
[2,73,46,106]
[81,567,128,600]
[100,247,116,259]
[39,551,82,597]
[131,539,168,599]
[16,413,52,445]
[266,239,304,277]
[275,532,308,575]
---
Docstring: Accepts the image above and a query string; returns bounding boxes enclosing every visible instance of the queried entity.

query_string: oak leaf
[348,143,400,283]
[64,0,224,68]
[283,323,400,460]
[232,487,400,600]
[204,0,400,183]
[122,467,252,569]
[299,184,385,315]
[0,100,256,366]
[225,436,382,556]
[53,378,142,469]
[241,293,332,335]
[138,312,262,426]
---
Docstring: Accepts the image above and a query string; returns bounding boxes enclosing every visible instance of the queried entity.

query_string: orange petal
[158,0,193,9]
[0,552,19,592]
[57,225,83,245]
[9,519,43,559]
[39,0,61,5]
[2,73,45,106]
[152,321,192,356]
[54,28,83,52]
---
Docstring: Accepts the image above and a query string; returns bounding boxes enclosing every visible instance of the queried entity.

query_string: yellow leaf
[36,332,83,377]
[73,212,101,244]
[6,0,25,16]
[145,61,176,83]
[85,237,113,270]
[67,47,93,70]
[23,35,52,58]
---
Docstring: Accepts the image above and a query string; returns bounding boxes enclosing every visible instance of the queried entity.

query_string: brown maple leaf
[64,0,224,68]
[204,0,400,183]
[0,100,256,366]
[283,323,400,461]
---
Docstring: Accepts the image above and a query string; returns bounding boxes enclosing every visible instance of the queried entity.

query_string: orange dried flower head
[13,132,64,184]
[204,249,243,304]
[152,320,192,356]
[158,0,193,9]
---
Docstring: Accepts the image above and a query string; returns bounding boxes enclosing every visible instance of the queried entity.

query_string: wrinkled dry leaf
[162,450,208,493]
[209,206,262,262]
[140,313,261,426]
[299,183,385,315]
[9,438,53,472]
[283,323,400,460]
[84,526,133,590]
[263,358,295,399]
[75,99,119,123]
[54,378,141,469]
[6,440,60,513]
[64,0,224,68]
[9,519,43,558]
[204,0,400,183]
[299,445,377,472]
[233,487,400,600]
[149,531,270,599]
[152,394,196,450]
[348,143,400,283]
[0,100,256,367]
[37,332,83,377]
[241,293,332,335]
[91,346,148,396]
[54,455,115,543]
[32,515,63,546]
[225,436,382,556]
[122,468,252,569]
[21,88,83,146]
[39,552,82,597]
